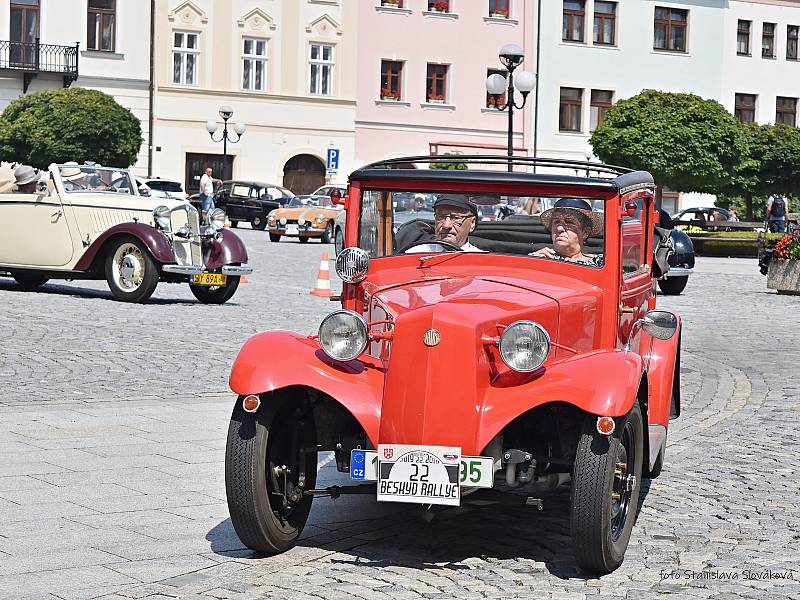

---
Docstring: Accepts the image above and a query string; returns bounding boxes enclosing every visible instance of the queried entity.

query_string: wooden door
[184,153,233,194]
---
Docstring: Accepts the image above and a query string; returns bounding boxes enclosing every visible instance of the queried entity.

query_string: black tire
[104,236,159,303]
[251,214,267,230]
[321,222,334,244]
[230,220,238,229]
[298,236,309,244]
[189,274,241,304]
[12,273,49,289]
[570,402,643,573]
[658,276,688,295]
[269,234,281,243]
[334,228,344,255]
[225,394,317,554]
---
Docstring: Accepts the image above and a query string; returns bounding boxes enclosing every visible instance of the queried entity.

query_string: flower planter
[427,98,445,104]
[381,96,400,101]
[767,259,800,294]
[491,12,509,18]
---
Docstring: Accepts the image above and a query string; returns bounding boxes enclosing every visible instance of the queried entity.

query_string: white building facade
[535,0,800,212]
[0,0,151,173]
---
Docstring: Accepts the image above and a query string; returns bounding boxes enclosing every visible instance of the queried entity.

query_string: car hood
[273,207,339,219]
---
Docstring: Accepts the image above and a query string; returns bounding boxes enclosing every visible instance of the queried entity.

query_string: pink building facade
[354,0,534,167]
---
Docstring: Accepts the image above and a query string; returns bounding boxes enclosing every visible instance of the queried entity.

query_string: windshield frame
[53,165,139,196]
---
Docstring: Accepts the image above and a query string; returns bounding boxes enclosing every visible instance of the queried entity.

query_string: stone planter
[427,98,445,104]
[767,259,800,295]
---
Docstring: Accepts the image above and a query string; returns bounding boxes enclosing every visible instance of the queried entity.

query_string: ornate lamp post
[205,105,246,177]
[485,44,536,172]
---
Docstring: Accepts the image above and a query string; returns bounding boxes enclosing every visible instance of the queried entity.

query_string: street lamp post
[205,105,246,178]
[485,43,536,172]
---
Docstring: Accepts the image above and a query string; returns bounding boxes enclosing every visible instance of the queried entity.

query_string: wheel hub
[119,255,140,282]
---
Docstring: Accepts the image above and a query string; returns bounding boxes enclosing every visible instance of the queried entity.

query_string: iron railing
[0,39,79,92]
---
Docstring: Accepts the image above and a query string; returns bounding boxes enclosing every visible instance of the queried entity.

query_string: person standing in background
[766,194,788,233]
[198,167,219,221]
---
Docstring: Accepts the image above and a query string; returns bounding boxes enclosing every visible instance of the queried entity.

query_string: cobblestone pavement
[1,232,798,600]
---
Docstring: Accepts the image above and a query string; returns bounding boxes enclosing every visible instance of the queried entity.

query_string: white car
[0,164,252,303]
[140,176,187,201]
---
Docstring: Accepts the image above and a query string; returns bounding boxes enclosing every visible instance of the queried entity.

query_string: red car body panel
[644,315,683,425]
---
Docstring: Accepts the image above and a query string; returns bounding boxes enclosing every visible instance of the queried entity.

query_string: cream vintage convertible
[0,164,253,303]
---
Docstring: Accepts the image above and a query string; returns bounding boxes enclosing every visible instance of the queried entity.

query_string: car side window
[232,184,250,196]
[621,205,644,277]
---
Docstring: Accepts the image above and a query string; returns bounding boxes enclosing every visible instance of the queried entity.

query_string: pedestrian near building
[198,167,221,220]
[767,194,787,233]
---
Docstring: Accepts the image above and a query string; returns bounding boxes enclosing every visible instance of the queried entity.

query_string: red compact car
[224,156,682,573]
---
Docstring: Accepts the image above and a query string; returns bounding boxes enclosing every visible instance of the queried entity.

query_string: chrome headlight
[207,208,226,231]
[319,310,368,361]
[298,217,306,226]
[315,214,325,224]
[499,320,550,372]
[336,247,370,283]
[280,217,287,225]
[153,205,171,231]
[268,211,276,222]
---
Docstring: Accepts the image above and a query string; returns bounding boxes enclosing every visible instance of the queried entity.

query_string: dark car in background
[214,181,295,229]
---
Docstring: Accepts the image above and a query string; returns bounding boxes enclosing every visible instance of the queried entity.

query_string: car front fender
[229,331,384,445]
[203,230,248,269]
[476,350,643,453]
[645,316,682,425]
[74,222,174,271]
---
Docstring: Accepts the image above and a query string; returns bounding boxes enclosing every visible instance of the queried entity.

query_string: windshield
[58,165,137,195]
[358,190,606,268]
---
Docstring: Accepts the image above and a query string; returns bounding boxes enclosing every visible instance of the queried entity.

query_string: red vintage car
[224,156,681,573]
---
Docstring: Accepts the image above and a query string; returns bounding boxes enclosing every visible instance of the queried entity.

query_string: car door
[0,189,75,268]
[227,184,251,219]
[618,194,652,356]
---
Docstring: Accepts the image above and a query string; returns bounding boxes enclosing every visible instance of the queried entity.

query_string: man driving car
[406,195,485,252]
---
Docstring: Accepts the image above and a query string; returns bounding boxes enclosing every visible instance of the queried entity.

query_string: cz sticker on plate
[192,273,226,286]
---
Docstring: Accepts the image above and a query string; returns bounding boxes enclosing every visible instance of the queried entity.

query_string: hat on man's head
[60,161,85,181]
[14,165,38,186]
[433,195,478,218]
[540,197,604,235]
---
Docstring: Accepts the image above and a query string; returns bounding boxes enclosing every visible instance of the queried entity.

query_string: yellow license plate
[192,273,227,286]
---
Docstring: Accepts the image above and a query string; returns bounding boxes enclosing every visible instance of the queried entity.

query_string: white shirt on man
[200,173,214,196]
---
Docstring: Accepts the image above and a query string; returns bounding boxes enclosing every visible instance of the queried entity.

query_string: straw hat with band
[433,195,478,218]
[60,162,85,181]
[540,198,603,236]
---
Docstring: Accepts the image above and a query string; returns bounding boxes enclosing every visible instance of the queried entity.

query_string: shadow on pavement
[0,280,202,305]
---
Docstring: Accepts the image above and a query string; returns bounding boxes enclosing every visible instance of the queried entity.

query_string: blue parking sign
[326,148,340,171]
[350,449,366,480]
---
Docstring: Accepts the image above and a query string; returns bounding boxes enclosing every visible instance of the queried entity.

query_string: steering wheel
[398,239,464,253]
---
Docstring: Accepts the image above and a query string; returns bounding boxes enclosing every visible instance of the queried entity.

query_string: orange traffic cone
[240,274,250,284]
[310,251,332,297]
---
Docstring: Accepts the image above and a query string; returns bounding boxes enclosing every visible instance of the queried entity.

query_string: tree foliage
[430,153,468,170]
[0,88,142,168]
[590,89,746,196]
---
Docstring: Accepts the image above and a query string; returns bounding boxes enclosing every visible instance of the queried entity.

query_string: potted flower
[382,0,401,7]
[491,7,509,18]
[380,86,400,101]
[427,93,446,104]
[430,1,449,12]
[767,229,800,294]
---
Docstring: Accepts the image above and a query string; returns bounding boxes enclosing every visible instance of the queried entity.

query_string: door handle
[51,209,63,222]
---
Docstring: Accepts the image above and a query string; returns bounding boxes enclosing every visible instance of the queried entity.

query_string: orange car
[266,196,342,243]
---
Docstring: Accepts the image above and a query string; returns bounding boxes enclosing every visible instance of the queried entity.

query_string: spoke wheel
[104,237,159,303]
[225,394,317,554]
[570,402,643,573]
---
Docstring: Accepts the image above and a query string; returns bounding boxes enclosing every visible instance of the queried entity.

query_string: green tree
[720,123,800,220]
[590,89,746,206]
[430,153,468,170]
[0,88,142,168]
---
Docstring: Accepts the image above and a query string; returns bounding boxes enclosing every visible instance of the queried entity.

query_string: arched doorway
[282,154,325,195]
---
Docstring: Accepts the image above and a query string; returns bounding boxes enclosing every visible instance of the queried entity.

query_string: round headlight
[315,214,325,224]
[298,217,306,226]
[279,217,287,225]
[207,208,226,231]
[336,247,370,283]
[499,320,550,372]
[318,310,368,361]
[153,205,171,230]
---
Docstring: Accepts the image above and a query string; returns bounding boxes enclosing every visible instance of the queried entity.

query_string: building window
[428,0,450,12]
[172,31,199,85]
[310,43,333,95]
[489,0,509,18]
[486,68,506,108]
[776,97,797,127]
[380,60,403,100]
[559,87,583,132]
[426,63,448,103]
[735,93,756,123]
[590,89,613,131]
[380,0,404,7]
[762,22,775,58]
[654,7,688,52]
[788,26,799,60]
[87,0,115,52]
[563,1,585,43]
[10,0,40,66]
[737,20,751,55]
[242,38,266,91]
[593,1,616,45]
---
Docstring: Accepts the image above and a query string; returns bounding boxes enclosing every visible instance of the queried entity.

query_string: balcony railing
[0,39,79,93]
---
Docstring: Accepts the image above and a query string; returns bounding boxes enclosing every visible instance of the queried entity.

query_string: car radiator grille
[170,206,203,266]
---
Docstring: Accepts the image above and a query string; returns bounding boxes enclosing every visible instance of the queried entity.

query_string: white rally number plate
[378,445,461,506]
[285,224,299,235]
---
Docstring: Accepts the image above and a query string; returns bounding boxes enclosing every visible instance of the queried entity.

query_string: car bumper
[267,227,322,237]
[162,264,254,276]
[663,267,693,277]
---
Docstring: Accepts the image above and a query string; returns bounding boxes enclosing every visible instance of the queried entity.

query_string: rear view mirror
[642,310,677,340]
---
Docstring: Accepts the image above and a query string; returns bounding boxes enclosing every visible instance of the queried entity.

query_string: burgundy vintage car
[224,156,682,573]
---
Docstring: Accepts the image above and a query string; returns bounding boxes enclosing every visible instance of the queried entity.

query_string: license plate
[192,273,226,286]
[285,224,299,235]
